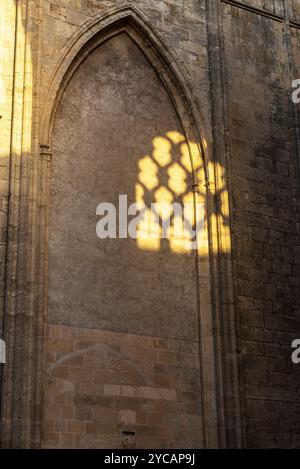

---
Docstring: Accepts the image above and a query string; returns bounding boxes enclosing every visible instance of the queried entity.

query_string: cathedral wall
[220,2,300,447]
[1,0,300,449]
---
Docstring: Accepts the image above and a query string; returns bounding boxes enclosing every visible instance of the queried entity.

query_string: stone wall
[43,324,202,448]
[0,0,300,448]
[218,1,300,447]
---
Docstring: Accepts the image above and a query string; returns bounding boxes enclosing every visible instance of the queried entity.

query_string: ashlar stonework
[0,0,299,449]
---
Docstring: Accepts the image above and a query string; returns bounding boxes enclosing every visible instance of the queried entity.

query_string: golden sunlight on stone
[152,136,172,167]
[138,155,158,190]
[135,132,231,255]
[167,162,187,196]
[166,130,186,144]
[136,208,161,252]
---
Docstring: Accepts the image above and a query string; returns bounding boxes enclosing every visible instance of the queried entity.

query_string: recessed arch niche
[41,9,219,449]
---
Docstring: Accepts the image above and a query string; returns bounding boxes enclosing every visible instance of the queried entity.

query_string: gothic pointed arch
[41,5,211,169]
[39,4,241,449]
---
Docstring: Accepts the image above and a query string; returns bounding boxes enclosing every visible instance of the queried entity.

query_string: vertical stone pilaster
[0,0,44,448]
[205,0,243,449]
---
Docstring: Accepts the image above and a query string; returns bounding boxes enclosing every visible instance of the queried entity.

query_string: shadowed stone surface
[49,33,198,339]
